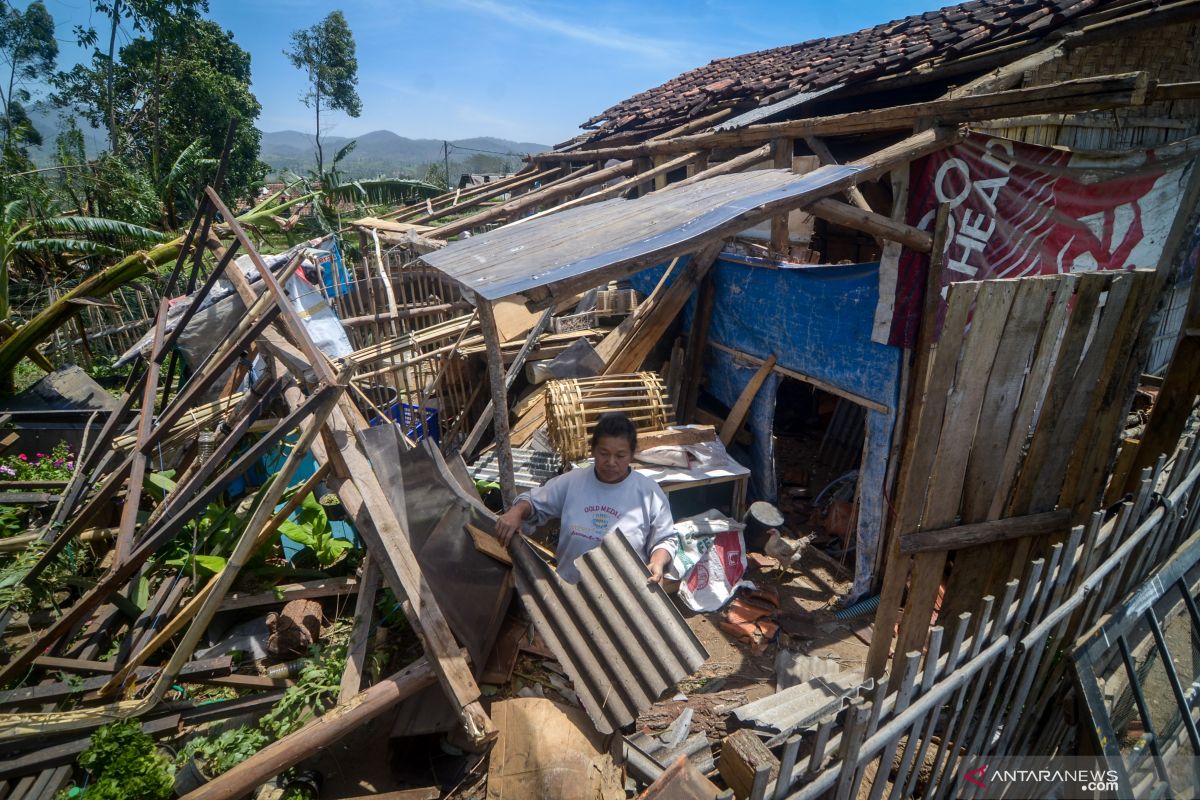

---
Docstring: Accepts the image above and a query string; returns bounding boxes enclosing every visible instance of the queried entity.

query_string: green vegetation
[65,720,174,800]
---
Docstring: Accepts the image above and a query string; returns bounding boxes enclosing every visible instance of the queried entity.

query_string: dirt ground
[635,543,870,740]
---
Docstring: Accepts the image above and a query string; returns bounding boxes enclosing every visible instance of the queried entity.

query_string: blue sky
[33,0,936,145]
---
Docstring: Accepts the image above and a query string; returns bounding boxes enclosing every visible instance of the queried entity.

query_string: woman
[494,412,676,584]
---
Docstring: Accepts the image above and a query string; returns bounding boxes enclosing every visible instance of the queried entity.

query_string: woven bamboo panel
[545,372,674,461]
[1011,20,1200,149]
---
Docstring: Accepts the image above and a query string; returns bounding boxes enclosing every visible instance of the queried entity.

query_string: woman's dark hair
[591,411,638,452]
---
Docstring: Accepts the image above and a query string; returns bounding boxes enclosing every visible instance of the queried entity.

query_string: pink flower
[17,454,27,461]
[35,453,44,458]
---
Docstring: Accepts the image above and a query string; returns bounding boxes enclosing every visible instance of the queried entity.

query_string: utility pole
[443,141,452,191]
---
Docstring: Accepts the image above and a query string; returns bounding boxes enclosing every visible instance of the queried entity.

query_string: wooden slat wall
[868,270,1159,680]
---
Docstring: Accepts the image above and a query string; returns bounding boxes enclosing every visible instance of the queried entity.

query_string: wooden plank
[636,425,716,451]
[720,355,776,446]
[0,715,181,780]
[892,280,1018,677]
[718,728,780,799]
[466,523,513,566]
[771,138,793,254]
[218,577,359,613]
[938,277,1062,617]
[679,272,715,422]
[491,296,540,343]
[1058,272,1159,519]
[899,511,1071,554]
[479,300,517,505]
[433,160,636,239]
[338,556,380,705]
[0,658,231,707]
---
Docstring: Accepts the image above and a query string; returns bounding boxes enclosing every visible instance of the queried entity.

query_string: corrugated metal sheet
[469,448,561,489]
[715,85,843,131]
[731,671,871,745]
[512,532,708,734]
[421,165,862,301]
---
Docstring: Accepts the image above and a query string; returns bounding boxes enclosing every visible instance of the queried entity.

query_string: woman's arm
[495,499,533,546]
[646,547,672,584]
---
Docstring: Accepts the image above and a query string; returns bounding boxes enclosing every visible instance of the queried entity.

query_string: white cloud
[442,0,689,64]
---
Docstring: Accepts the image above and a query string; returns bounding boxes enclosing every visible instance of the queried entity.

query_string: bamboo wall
[983,20,1200,150]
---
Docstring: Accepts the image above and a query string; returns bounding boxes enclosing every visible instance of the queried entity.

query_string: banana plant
[0,197,171,320]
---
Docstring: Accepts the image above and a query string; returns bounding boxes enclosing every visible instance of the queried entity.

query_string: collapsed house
[1,0,1200,797]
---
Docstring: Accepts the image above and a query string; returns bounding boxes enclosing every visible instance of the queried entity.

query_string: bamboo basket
[544,372,674,461]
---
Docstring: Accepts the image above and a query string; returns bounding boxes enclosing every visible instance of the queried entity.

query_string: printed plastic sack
[678,528,749,613]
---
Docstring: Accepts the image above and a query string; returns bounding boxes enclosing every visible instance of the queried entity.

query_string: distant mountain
[260,130,550,179]
[19,106,550,183]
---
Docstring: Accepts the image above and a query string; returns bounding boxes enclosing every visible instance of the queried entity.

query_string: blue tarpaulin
[631,253,902,598]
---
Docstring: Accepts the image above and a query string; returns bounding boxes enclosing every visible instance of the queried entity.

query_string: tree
[0,1,57,149]
[86,1,207,152]
[286,11,362,177]
[53,17,267,217]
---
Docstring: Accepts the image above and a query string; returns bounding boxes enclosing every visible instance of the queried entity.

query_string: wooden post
[679,272,716,422]
[478,298,517,506]
[771,138,792,255]
[865,204,950,682]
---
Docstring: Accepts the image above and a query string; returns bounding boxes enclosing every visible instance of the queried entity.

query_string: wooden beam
[529,72,1151,163]
[478,299,516,506]
[804,135,876,220]
[720,355,776,446]
[670,144,772,189]
[807,197,932,252]
[217,576,359,613]
[514,150,705,223]
[709,342,889,414]
[899,510,1071,554]
[771,138,792,255]
[180,659,437,800]
[679,273,716,421]
[432,160,636,238]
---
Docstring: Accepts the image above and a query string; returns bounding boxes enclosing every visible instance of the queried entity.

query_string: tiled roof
[582,0,1125,139]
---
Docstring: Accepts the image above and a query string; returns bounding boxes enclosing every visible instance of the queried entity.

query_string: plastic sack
[677,527,750,613]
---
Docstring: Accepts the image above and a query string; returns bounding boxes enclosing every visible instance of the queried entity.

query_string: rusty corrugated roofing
[512,532,709,735]
[581,0,1134,141]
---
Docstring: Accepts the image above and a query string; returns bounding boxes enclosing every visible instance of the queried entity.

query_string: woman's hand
[647,548,672,585]
[495,501,530,547]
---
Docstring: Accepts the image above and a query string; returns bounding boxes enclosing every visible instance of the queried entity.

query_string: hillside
[260,130,550,179]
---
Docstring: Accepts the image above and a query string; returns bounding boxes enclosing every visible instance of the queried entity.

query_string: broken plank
[466,523,513,566]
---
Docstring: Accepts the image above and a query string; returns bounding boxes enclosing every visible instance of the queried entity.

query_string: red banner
[879,132,1193,347]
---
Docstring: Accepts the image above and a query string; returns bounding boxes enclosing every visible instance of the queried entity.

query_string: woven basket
[544,372,674,461]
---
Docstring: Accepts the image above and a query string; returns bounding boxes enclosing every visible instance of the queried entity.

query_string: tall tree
[285,10,362,177]
[54,18,267,217]
[0,1,57,149]
[88,1,207,152]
